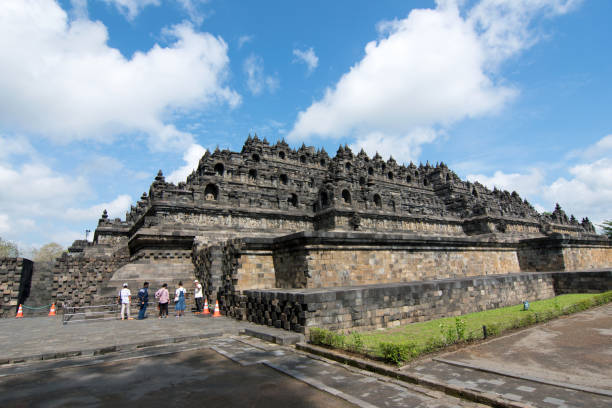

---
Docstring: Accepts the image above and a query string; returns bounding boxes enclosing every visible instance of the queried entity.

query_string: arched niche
[320,190,330,208]
[368,167,374,175]
[214,163,224,176]
[288,193,298,207]
[342,189,351,204]
[248,169,257,180]
[373,194,382,208]
[345,162,351,171]
[252,153,261,163]
[359,176,366,186]
[388,172,393,180]
[204,184,218,201]
[278,151,286,159]
[280,174,288,185]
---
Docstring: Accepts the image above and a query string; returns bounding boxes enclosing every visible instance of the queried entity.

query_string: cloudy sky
[1,0,610,251]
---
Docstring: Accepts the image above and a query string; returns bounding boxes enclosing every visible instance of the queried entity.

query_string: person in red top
[155,283,169,319]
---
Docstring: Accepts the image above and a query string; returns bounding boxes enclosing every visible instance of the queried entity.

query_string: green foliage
[599,219,612,239]
[379,341,418,366]
[455,317,467,340]
[308,327,345,348]
[32,242,65,262]
[0,237,19,258]
[348,331,364,353]
[307,291,612,367]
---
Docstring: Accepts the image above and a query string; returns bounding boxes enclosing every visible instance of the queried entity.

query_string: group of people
[117,279,205,320]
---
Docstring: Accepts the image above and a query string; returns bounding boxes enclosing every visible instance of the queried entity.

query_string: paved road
[0,336,482,408]
[408,304,612,407]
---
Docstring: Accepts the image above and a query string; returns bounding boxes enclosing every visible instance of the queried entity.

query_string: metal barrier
[61,301,158,325]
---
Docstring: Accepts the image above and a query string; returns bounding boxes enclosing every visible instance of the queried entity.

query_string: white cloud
[288,0,580,163]
[293,47,319,74]
[0,214,9,234]
[568,134,612,160]
[467,168,545,197]
[102,0,161,20]
[350,128,437,164]
[0,135,34,160]
[0,0,240,152]
[244,54,279,96]
[167,143,207,183]
[65,194,133,220]
[102,0,208,22]
[542,158,612,224]
[238,35,253,48]
[466,134,612,228]
[468,0,582,67]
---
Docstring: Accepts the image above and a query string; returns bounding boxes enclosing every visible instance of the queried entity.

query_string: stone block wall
[518,234,612,272]
[25,261,55,314]
[193,239,277,319]
[304,246,520,288]
[553,270,612,293]
[267,232,522,289]
[243,270,609,334]
[0,258,26,317]
[52,247,129,307]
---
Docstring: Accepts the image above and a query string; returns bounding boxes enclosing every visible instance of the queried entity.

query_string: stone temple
[2,136,611,329]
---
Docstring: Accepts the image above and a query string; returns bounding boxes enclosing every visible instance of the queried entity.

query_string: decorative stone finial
[155,170,165,182]
[101,209,108,220]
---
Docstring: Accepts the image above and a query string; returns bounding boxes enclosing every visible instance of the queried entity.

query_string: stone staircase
[95,262,198,309]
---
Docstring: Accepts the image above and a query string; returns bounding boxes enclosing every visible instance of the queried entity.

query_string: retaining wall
[243,270,612,334]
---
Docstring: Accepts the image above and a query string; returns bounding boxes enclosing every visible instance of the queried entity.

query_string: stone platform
[243,269,612,333]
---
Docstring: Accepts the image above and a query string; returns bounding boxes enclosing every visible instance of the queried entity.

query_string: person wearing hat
[118,283,132,320]
[194,279,203,314]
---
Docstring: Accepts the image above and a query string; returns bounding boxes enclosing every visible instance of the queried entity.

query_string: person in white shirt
[194,279,203,314]
[118,283,131,320]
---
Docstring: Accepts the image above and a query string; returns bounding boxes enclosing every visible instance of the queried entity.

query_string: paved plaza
[0,305,611,407]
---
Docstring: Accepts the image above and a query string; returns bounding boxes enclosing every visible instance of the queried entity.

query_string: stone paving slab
[412,360,612,408]
[213,336,483,408]
[437,304,612,392]
[0,314,279,364]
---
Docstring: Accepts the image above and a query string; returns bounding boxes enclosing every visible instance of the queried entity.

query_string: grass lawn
[308,291,612,365]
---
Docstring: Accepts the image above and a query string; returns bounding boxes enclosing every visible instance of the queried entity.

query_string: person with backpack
[137,282,149,320]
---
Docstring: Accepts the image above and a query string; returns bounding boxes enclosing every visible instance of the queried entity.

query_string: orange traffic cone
[202,298,210,315]
[15,304,23,318]
[212,300,221,317]
[48,303,56,317]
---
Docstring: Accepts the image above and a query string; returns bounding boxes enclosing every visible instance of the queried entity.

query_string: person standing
[174,281,186,318]
[194,279,203,314]
[118,283,131,320]
[137,282,149,320]
[155,283,169,319]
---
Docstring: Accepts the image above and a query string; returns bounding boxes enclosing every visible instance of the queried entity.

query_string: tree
[0,237,19,258]
[600,220,612,239]
[32,242,65,262]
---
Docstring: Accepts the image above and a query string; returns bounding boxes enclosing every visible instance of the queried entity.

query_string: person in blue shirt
[137,282,149,320]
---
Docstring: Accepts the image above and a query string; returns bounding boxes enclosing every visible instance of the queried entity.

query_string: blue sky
[1,0,611,252]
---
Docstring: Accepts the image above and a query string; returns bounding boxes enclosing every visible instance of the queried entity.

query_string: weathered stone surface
[243,270,612,334]
[9,136,609,317]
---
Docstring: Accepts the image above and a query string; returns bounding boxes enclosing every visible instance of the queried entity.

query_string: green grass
[308,291,612,366]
